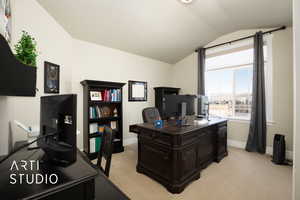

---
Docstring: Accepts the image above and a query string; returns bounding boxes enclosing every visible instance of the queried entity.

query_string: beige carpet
[101,144,292,200]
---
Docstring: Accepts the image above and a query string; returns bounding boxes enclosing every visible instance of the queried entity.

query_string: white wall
[72,39,172,149]
[172,53,198,95]
[172,28,294,154]
[0,0,173,156]
[0,0,172,155]
[293,0,300,199]
[0,0,73,155]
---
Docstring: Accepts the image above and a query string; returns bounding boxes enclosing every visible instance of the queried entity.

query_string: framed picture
[90,91,102,101]
[0,0,12,43]
[128,80,147,101]
[44,61,60,93]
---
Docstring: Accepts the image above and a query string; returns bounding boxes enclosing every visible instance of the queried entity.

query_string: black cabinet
[154,87,180,119]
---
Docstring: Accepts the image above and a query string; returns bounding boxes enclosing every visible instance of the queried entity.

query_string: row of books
[89,106,112,119]
[89,137,102,153]
[90,89,121,102]
[90,106,102,119]
[89,121,117,134]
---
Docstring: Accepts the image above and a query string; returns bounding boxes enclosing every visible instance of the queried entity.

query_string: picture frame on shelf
[128,80,147,102]
[90,91,102,101]
[44,61,60,94]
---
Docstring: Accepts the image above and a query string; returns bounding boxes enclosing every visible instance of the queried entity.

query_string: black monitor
[38,94,77,166]
[164,95,195,118]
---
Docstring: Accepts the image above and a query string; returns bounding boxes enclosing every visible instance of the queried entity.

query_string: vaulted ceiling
[37,0,292,64]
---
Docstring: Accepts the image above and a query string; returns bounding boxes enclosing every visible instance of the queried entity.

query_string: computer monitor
[38,94,77,166]
[164,95,195,118]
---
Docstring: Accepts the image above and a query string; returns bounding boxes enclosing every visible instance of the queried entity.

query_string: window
[205,36,273,121]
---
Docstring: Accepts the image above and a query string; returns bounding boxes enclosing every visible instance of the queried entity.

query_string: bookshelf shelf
[89,133,102,138]
[81,80,126,160]
[89,116,120,123]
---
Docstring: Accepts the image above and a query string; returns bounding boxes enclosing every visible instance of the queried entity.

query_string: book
[89,123,98,134]
[95,137,102,152]
[89,106,107,119]
[98,125,105,133]
[111,121,117,130]
[90,138,96,153]
[98,89,121,102]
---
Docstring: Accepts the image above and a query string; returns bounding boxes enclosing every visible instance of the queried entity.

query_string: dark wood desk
[130,118,228,193]
[0,143,129,200]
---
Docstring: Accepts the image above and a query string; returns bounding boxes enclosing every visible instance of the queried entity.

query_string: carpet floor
[100,144,292,200]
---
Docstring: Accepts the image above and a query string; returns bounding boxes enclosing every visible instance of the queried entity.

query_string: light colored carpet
[100,144,292,200]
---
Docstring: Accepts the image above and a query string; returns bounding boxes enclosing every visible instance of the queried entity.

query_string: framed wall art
[128,80,147,102]
[44,61,60,93]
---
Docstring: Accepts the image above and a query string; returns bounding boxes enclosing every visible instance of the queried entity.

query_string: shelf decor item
[128,80,147,101]
[14,31,38,67]
[81,80,126,160]
[44,61,60,93]
[90,91,102,101]
[0,0,12,43]
[0,33,37,96]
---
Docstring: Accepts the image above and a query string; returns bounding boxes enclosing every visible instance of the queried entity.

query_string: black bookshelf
[81,80,126,160]
[154,87,180,119]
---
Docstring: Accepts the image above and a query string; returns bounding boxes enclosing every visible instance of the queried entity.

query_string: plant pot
[0,34,37,97]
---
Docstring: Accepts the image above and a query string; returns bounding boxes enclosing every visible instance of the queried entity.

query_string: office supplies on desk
[154,120,163,128]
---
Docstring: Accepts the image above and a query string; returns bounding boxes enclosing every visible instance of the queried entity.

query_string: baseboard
[228,139,293,160]
[124,137,137,146]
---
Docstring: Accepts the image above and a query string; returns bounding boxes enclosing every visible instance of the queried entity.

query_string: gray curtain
[246,31,267,154]
[197,48,206,114]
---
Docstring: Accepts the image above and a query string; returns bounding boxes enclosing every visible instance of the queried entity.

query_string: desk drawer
[139,129,172,146]
[181,131,199,146]
[139,142,172,180]
[181,128,212,146]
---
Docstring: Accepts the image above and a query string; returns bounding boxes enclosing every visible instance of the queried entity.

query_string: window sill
[227,118,275,126]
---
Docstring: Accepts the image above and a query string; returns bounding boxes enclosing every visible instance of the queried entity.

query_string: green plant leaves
[14,31,38,67]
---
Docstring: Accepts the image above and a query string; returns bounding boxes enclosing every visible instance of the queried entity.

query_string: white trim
[124,137,137,146]
[206,38,253,56]
[228,139,293,160]
[206,63,253,72]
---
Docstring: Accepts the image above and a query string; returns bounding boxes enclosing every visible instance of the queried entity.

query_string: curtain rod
[195,26,286,52]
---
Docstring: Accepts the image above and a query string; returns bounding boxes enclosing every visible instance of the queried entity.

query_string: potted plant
[14,31,38,67]
[0,31,38,96]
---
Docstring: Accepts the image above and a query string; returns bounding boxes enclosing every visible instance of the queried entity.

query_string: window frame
[205,35,273,122]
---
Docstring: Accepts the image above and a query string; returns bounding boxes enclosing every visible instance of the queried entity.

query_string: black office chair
[142,107,161,123]
[96,127,114,177]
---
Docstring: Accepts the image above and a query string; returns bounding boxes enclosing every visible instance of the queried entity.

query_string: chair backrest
[142,107,161,123]
[96,127,114,177]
